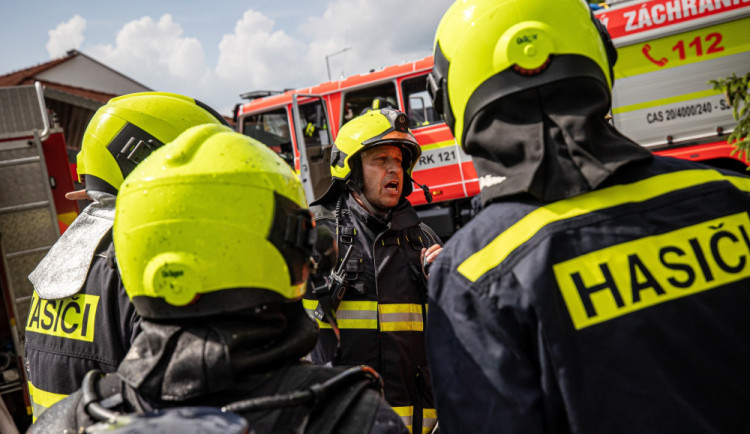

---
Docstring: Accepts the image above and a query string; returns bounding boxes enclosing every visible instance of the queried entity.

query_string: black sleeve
[27,390,82,433]
[426,264,548,434]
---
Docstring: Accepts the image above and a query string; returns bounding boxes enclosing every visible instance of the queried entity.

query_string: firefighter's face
[360,145,403,213]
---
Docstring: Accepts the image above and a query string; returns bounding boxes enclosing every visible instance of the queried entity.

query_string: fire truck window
[402,75,441,129]
[241,108,294,166]
[298,101,330,148]
[342,82,398,125]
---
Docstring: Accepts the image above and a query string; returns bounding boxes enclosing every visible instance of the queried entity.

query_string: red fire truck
[596,0,750,167]
[234,57,477,239]
[234,0,750,239]
[0,83,79,430]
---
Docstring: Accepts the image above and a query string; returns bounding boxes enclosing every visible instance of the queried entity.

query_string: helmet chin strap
[408,174,433,204]
[345,179,389,217]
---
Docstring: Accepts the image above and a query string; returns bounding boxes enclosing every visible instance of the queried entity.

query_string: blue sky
[1,0,452,115]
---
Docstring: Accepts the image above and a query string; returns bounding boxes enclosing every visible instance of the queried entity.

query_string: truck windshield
[402,75,441,129]
[241,108,294,166]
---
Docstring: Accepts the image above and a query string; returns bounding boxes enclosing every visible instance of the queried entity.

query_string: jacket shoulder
[311,201,337,223]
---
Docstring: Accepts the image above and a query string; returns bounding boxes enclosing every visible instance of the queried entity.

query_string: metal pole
[324,47,352,82]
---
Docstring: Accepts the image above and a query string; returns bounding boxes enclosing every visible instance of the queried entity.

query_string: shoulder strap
[311,203,336,222]
[418,222,442,247]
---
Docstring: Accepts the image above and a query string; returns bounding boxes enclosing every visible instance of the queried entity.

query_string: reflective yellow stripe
[392,406,413,432]
[422,407,438,433]
[25,292,100,342]
[611,88,717,115]
[556,212,750,329]
[28,381,68,421]
[302,299,378,329]
[458,169,750,283]
[58,211,78,226]
[419,138,455,152]
[379,304,423,332]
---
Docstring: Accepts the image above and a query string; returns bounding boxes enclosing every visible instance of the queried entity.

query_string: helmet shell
[114,124,310,319]
[77,92,228,193]
[330,108,421,182]
[433,0,613,146]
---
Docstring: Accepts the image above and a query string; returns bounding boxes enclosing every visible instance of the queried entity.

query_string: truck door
[239,108,295,167]
[291,95,333,203]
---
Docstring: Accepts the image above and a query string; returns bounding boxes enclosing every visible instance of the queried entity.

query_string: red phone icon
[642,44,668,67]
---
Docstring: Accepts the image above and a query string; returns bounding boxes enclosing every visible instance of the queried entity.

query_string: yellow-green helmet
[329,108,421,196]
[77,92,230,194]
[428,0,617,146]
[114,124,312,319]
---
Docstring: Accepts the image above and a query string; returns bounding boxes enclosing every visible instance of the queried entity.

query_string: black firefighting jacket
[305,193,441,433]
[29,304,407,434]
[427,155,750,433]
[24,231,140,419]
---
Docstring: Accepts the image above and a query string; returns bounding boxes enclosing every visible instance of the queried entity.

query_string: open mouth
[385,181,399,193]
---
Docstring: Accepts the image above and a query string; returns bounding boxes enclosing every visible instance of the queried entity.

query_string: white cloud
[41,2,453,116]
[215,10,307,90]
[299,0,453,81]
[88,14,209,88]
[46,15,86,58]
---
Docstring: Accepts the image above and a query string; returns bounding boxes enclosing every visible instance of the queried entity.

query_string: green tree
[709,73,750,163]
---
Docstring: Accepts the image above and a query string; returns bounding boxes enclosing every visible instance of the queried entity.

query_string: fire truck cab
[235,58,478,239]
[235,0,750,239]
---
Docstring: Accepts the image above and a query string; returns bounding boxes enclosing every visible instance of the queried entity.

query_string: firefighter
[24,92,229,420]
[303,108,442,434]
[30,124,407,434]
[425,0,750,432]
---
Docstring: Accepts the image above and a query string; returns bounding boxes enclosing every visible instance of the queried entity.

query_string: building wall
[36,55,149,95]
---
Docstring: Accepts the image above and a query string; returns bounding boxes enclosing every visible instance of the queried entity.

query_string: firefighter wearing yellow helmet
[426,0,750,432]
[31,124,407,434]
[25,92,228,420]
[304,108,442,434]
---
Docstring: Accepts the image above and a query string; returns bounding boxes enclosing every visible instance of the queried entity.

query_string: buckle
[284,210,313,255]
[120,137,160,165]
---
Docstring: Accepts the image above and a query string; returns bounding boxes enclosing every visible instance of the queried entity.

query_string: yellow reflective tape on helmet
[378,303,423,332]
[555,212,750,330]
[28,381,67,421]
[422,408,438,434]
[392,406,414,432]
[25,292,99,342]
[458,169,750,283]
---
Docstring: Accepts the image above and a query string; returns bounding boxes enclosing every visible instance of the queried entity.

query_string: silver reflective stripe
[379,311,422,323]
[337,309,378,321]
[28,192,115,299]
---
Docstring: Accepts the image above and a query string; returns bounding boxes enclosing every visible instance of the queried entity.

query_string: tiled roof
[0,52,74,87]
[40,81,116,104]
[0,50,137,104]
